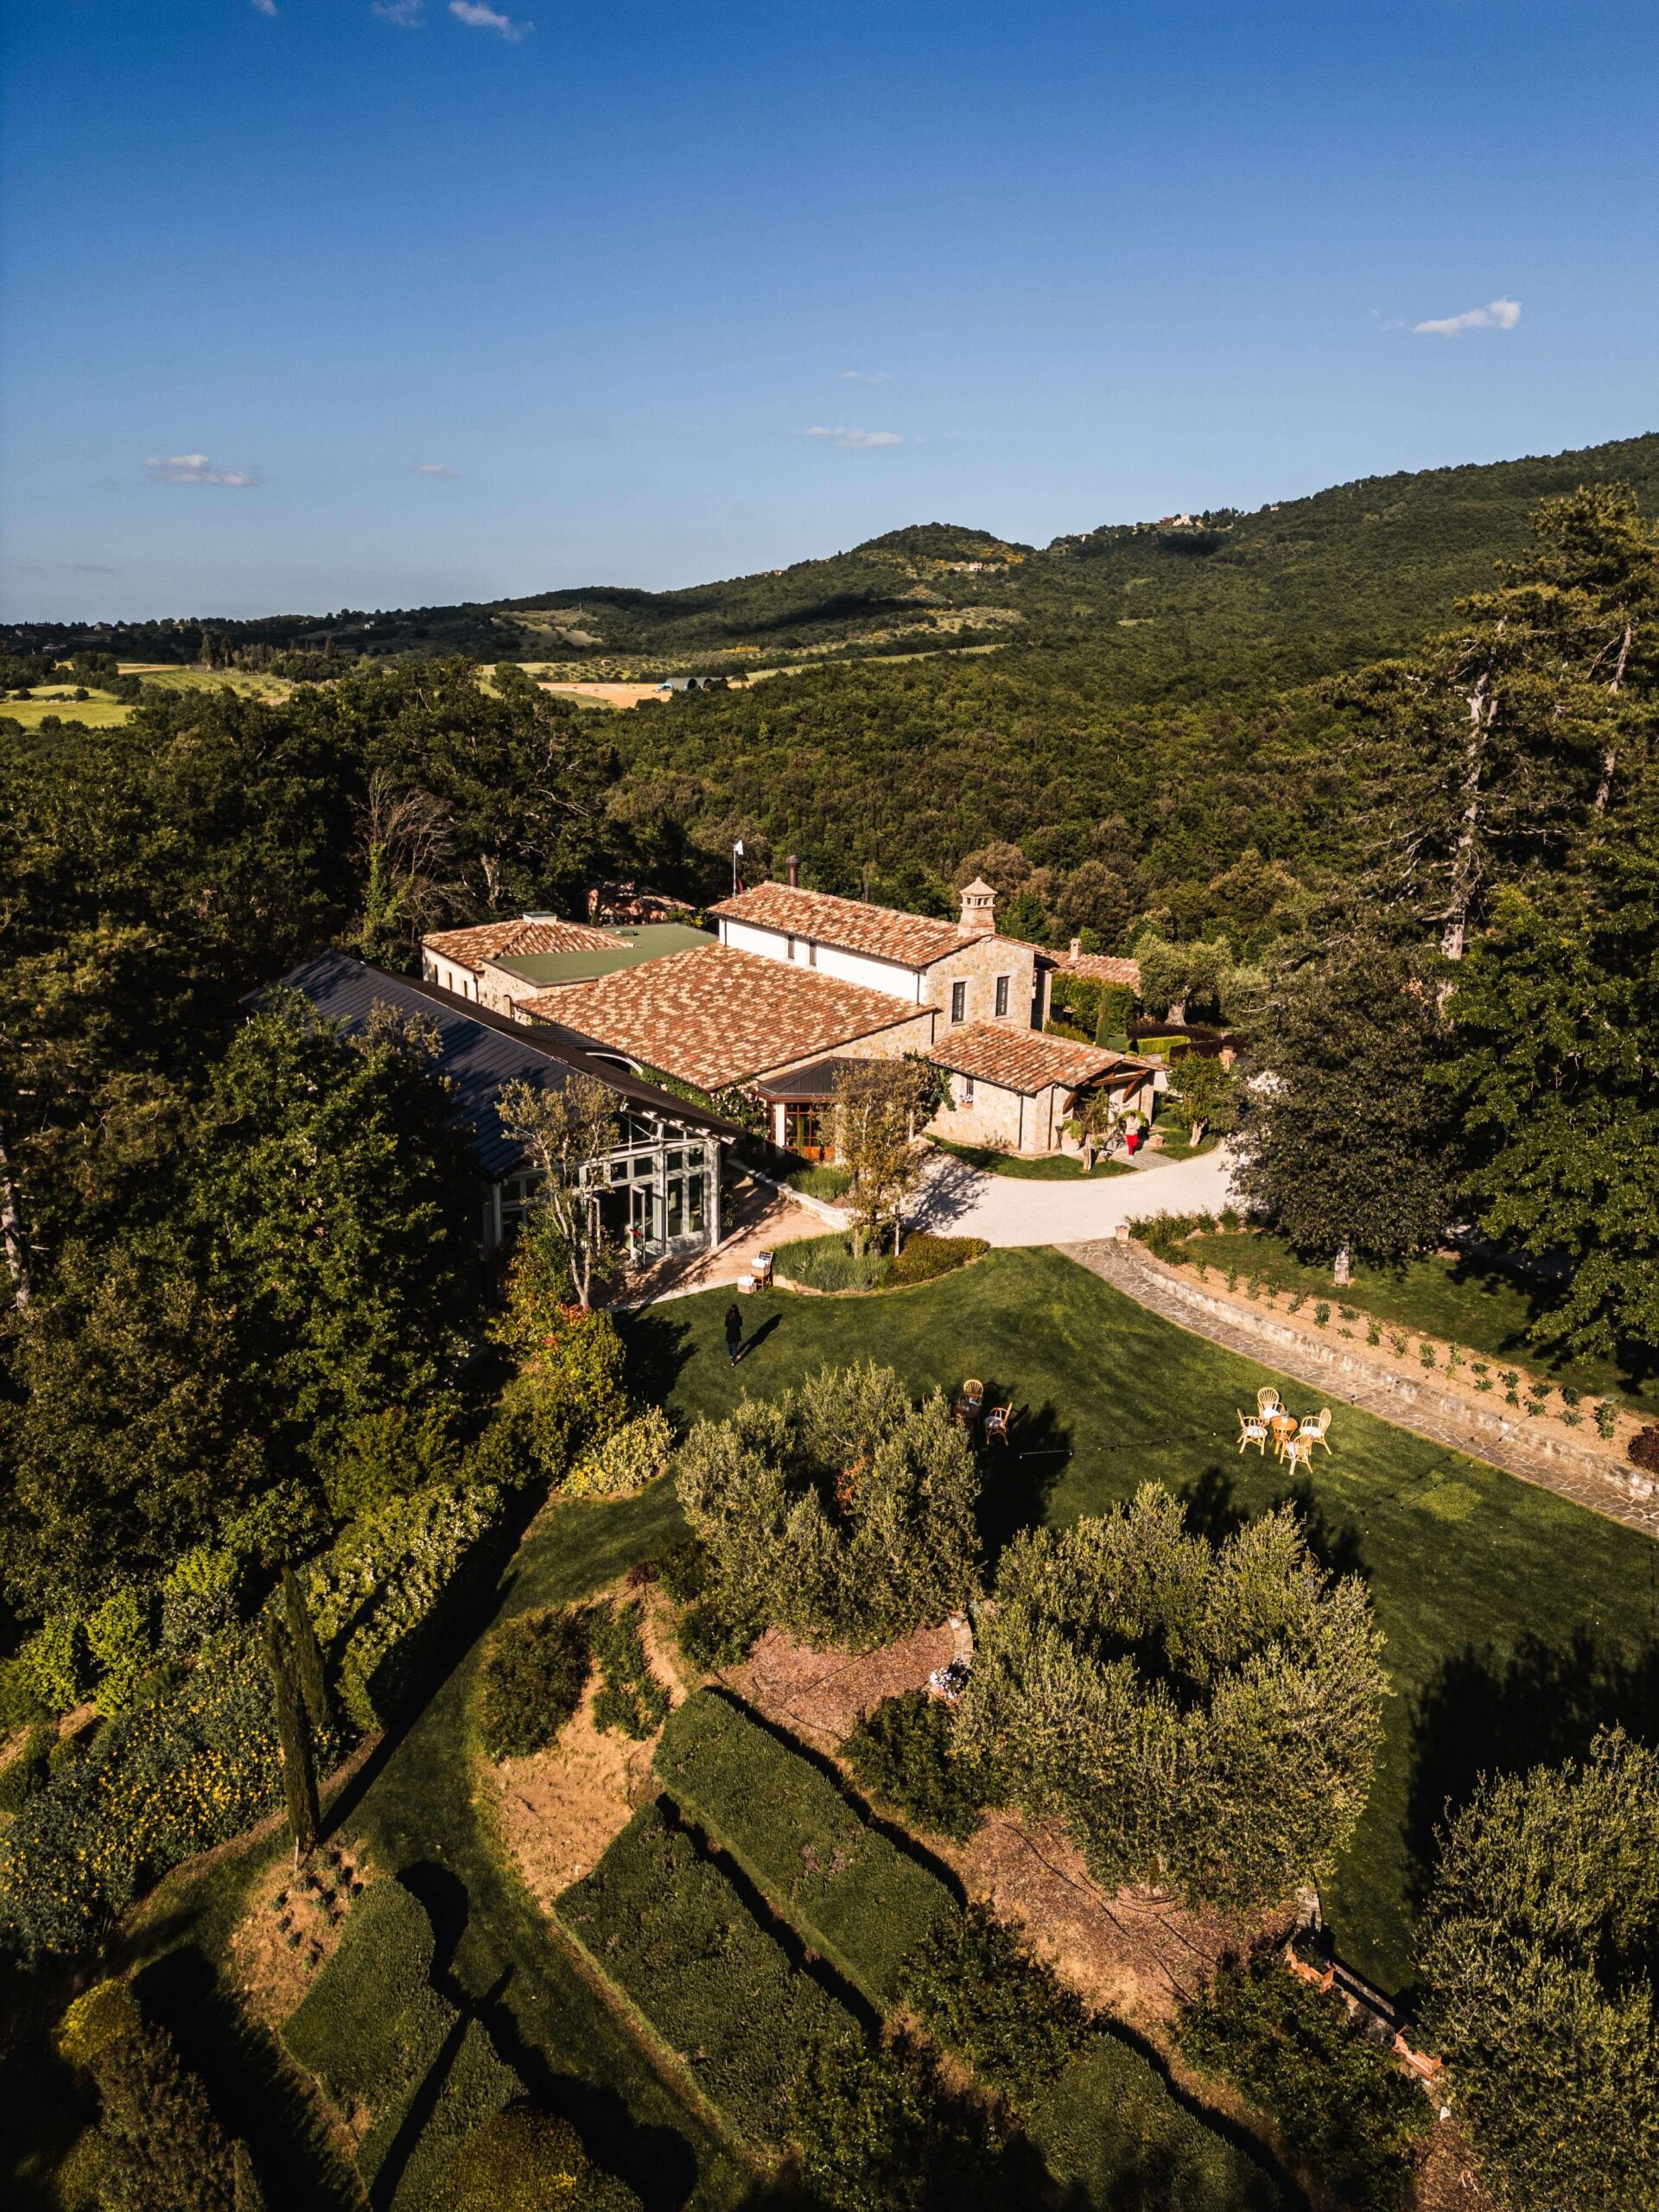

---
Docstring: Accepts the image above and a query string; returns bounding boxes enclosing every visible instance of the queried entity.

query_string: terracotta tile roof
[710,880,969,969]
[524,944,926,1091]
[423,916,618,969]
[929,1023,1148,1096]
[1055,949,1141,989]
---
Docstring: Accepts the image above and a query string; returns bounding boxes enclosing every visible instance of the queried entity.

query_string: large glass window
[666,1179,684,1239]
[687,1173,705,1234]
[785,1103,826,1156]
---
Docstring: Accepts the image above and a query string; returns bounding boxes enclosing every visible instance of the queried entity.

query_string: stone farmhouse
[420,874,1157,1165]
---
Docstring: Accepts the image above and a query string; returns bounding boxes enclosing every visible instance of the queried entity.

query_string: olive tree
[955,1486,1388,1907]
[1417,1729,1659,2212]
[497,1071,620,1308]
[676,1360,982,1649]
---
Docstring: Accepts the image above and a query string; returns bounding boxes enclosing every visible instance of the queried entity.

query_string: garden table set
[1237,1387,1332,1475]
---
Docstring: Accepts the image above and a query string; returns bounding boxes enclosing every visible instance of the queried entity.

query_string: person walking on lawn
[724,1300,744,1367]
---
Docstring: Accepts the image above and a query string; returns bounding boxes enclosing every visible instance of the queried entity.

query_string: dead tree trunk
[0,1129,30,1310]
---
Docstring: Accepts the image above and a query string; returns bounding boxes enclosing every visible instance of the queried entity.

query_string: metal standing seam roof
[749,1055,865,1103]
[270,950,735,1180]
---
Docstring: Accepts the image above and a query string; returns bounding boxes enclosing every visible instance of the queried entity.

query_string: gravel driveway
[911,1143,1239,1248]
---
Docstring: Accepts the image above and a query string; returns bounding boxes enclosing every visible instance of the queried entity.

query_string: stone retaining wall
[1066,1236,1659,1540]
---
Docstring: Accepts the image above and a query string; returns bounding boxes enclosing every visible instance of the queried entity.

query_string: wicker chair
[1299,1407,1333,1455]
[983,1405,1012,1447]
[1280,1433,1315,1478]
[1237,1410,1268,1455]
[1256,1386,1282,1418]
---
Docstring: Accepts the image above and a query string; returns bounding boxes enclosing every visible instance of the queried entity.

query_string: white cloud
[801,425,902,449]
[372,0,424,22]
[1414,296,1522,337]
[251,0,278,16]
[449,0,531,35]
[837,369,892,384]
[416,462,460,476]
[145,454,256,486]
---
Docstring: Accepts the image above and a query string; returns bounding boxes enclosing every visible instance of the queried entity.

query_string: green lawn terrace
[642,1248,1659,1995]
[1179,1226,1659,1416]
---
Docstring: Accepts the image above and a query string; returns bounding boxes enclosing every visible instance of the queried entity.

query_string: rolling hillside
[9,431,1657,702]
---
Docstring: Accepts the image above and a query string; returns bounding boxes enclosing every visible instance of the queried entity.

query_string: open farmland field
[645,1248,1659,1996]
[2,690,134,728]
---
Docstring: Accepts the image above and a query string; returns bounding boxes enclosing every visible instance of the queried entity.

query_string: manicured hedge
[307,1478,512,1730]
[1026,2037,1287,2212]
[284,1875,531,2205]
[283,1876,454,2124]
[652,1690,957,2005]
[367,2018,522,2211]
[474,1606,591,1761]
[430,2105,643,2212]
[556,1796,859,2148]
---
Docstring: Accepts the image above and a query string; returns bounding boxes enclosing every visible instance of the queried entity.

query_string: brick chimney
[786,855,799,887]
[957,876,996,938]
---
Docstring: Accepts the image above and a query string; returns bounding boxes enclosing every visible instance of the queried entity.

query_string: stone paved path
[1066,1236,1659,1541]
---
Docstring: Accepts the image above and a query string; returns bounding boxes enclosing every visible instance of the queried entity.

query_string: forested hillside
[8,431,1658,696]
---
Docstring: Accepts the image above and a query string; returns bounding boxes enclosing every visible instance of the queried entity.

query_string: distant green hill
[10,430,1657,701]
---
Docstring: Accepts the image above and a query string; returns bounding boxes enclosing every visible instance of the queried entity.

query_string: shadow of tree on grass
[1404,1627,1659,1912]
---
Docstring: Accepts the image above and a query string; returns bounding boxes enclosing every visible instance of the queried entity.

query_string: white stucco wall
[718,917,923,1004]
[423,952,482,1001]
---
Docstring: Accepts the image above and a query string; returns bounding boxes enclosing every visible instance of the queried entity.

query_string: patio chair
[1237,1410,1268,1455]
[982,1404,1012,1447]
[1299,1407,1332,1456]
[961,1378,984,1408]
[1256,1386,1282,1418]
[1280,1433,1315,1478]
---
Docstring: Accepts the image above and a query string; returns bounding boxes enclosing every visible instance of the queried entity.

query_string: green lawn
[1184,1229,1659,1413]
[645,1249,1659,1998]
[21,1249,1654,2202]
[2,693,133,729]
[1150,1131,1219,1162]
[930,1137,1134,1179]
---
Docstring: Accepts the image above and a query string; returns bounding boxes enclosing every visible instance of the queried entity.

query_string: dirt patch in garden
[491,1589,684,1906]
[1412,2120,1499,2212]
[941,1809,1282,2037]
[229,1838,376,2032]
[725,1621,960,1748]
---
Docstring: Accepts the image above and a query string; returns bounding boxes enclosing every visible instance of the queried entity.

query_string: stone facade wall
[925,931,1045,1032]
[757,1007,938,1087]
[928,1071,1067,1155]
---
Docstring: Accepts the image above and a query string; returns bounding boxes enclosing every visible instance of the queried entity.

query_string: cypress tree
[281,1564,331,1732]
[262,1614,318,1859]
[232,2139,267,2212]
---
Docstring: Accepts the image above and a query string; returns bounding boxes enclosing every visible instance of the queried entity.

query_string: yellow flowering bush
[563,1408,673,1499]
[0,1637,312,1960]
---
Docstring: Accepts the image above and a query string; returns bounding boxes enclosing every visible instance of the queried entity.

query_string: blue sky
[3,0,1656,621]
